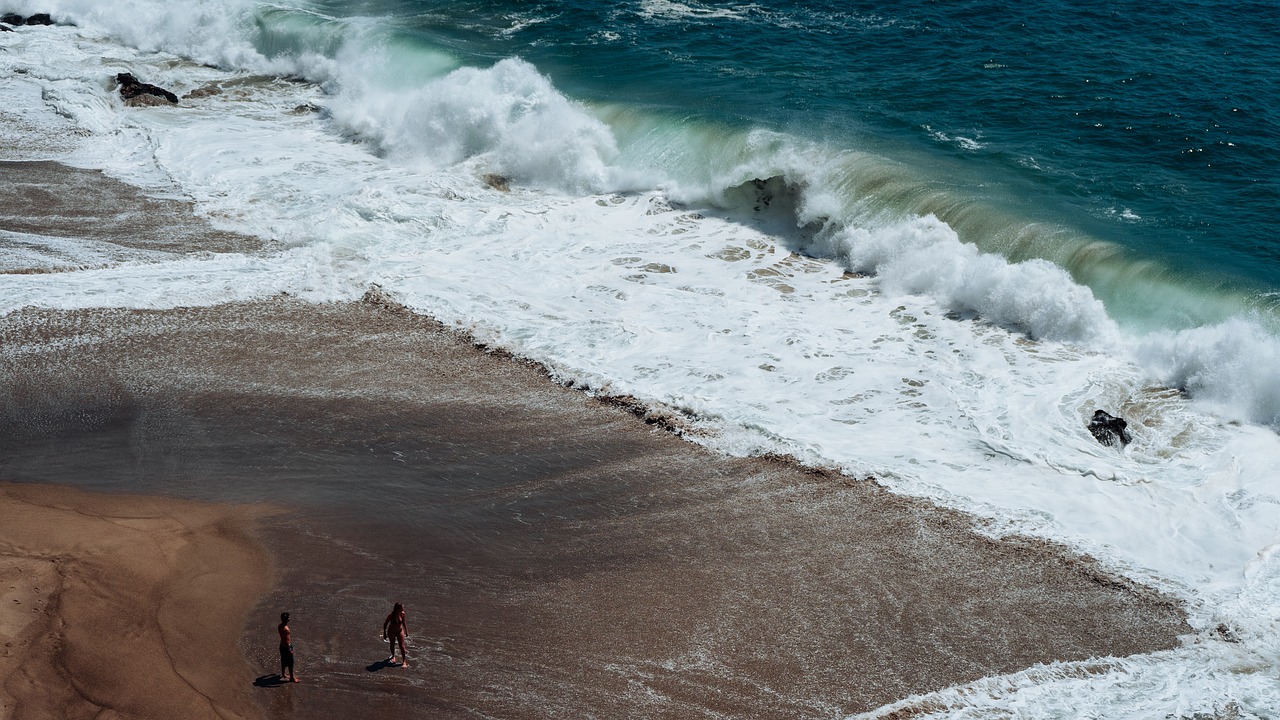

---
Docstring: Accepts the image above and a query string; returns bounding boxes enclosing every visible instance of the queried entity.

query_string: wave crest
[1136,318,1280,427]
[810,214,1119,345]
[328,58,619,193]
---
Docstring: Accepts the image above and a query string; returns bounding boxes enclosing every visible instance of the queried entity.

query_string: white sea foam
[2,9,1279,716]
[326,58,620,193]
[1135,318,1280,428]
[0,229,174,272]
[811,214,1120,345]
[5,0,289,73]
[924,125,985,151]
[636,0,757,22]
[0,249,343,314]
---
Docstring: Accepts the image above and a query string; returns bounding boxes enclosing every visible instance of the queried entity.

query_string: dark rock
[24,13,54,25]
[0,23,11,32]
[482,173,510,192]
[1088,409,1132,447]
[1,14,24,25]
[116,73,179,106]
[183,84,223,100]
[125,93,179,108]
[1211,623,1240,643]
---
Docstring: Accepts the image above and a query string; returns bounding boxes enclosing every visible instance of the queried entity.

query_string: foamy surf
[1,3,1279,716]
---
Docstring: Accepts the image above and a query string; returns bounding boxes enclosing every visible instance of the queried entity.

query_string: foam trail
[0,247,356,317]
[854,539,1280,718]
[0,230,173,272]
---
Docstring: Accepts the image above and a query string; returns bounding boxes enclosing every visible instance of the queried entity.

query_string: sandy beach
[0,160,1193,718]
[0,482,269,720]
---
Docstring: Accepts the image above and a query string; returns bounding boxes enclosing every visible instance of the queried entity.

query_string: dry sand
[0,482,270,720]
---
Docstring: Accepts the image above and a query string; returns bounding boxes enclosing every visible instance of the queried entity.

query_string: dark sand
[0,160,1190,718]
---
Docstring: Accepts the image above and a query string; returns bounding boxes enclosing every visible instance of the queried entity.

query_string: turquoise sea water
[302,0,1280,325]
[3,0,1276,403]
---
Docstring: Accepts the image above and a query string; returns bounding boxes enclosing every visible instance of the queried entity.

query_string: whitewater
[1,1,1279,716]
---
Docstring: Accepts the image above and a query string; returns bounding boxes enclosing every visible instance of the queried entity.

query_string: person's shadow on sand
[253,674,292,687]
[365,658,404,672]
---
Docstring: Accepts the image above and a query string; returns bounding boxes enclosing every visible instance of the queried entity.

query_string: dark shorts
[280,643,294,668]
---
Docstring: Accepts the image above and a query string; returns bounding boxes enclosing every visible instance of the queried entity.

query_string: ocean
[1,0,1278,716]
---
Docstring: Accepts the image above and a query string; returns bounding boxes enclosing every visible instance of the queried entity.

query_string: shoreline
[0,482,271,719]
[0,158,1193,718]
[1,296,1192,719]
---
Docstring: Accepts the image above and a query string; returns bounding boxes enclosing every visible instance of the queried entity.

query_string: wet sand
[1,297,1192,719]
[0,160,1191,718]
[0,160,260,274]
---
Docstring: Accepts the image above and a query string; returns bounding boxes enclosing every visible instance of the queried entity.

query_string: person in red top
[382,602,409,667]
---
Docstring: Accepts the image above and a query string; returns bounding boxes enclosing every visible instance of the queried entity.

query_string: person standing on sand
[382,602,409,666]
[278,612,300,682]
